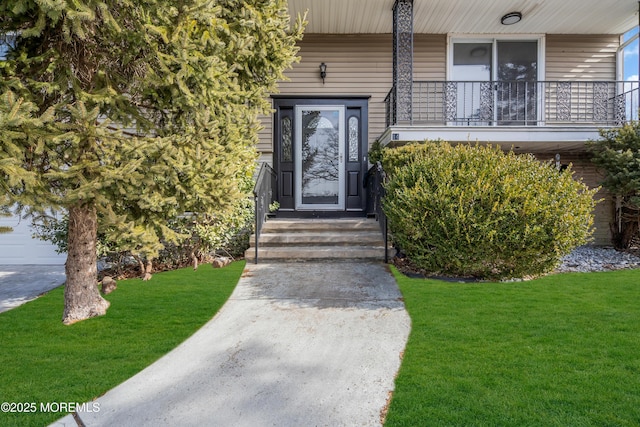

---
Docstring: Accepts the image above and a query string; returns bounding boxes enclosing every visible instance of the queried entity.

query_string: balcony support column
[393,0,413,124]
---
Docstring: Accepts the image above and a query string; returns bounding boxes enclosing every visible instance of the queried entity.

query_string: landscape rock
[212,257,232,268]
[100,276,117,295]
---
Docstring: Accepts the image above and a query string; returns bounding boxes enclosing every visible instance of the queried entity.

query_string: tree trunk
[612,202,640,250]
[62,204,110,325]
[142,259,153,281]
[619,220,640,249]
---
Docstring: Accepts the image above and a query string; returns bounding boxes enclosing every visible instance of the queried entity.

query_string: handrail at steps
[366,161,389,263]
[253,163,277,264]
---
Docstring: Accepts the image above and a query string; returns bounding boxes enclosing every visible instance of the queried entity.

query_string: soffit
[287,0,637,35]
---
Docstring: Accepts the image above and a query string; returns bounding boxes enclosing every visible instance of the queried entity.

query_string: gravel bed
[556,246,640,273]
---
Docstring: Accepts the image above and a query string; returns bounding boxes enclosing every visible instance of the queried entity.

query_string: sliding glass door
[450,39,539,125]
[496,41,538,125]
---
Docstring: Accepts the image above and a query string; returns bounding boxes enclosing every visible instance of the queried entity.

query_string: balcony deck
[382,80,639,152]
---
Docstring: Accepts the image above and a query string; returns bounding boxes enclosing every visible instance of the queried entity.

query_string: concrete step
[261,218,381,233]
[250,231,384,247]
[244,245,388,262]
[246,218,388,262]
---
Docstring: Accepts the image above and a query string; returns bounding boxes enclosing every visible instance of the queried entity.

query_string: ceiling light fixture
[501,12,522,25]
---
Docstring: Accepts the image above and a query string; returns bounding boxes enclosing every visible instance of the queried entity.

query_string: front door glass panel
[295,106,345,210]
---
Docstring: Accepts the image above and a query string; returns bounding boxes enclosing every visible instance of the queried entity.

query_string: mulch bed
[391,256,482,282]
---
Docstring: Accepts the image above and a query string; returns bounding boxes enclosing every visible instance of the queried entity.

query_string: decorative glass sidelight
[295,106,345,210]
[281,116,292,162]
[348,116,359,162]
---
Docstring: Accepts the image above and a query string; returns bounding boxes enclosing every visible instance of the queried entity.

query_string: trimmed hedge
[382,142,599,279]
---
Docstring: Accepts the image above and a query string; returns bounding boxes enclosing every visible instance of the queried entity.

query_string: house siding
[413,34,447,80]
[546,35,619,81]
[257,107,273,162]
[577,161,613,246]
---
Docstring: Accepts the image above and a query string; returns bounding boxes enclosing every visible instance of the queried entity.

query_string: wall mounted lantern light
[501,11,522,25]
[319,62,327,84]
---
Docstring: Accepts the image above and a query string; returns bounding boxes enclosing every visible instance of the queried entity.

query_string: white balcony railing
[385,81,640,127]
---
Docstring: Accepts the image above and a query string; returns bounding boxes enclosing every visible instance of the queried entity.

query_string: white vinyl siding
[546,35,619,81]
[413,34,447,80]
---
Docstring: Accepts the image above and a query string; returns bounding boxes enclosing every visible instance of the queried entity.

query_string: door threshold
[273,211,366,219]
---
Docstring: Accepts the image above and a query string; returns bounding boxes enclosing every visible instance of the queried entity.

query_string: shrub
[32,194,254,273]
[382,142,599,279]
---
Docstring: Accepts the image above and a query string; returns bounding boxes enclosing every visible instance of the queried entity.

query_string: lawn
[385,268,640,426]
[0,261,244,427]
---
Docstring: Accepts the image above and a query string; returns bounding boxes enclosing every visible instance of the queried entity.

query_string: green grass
[385,268,640,427]
[0,261,244,427]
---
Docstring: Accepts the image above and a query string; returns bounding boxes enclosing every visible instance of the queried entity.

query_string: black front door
[273,97,369,215]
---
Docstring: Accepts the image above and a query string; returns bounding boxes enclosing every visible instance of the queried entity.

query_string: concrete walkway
[0,265,65,313]
[52,262,411,427]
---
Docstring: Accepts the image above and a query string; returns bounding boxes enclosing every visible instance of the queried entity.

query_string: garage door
[0,214,66,265]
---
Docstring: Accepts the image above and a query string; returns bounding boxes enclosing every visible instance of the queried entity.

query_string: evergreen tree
[0,92,45,233]
[0,0,304,324]
[587,122,640,249]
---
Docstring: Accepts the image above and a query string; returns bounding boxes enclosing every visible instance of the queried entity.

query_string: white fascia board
[380,126,602,146]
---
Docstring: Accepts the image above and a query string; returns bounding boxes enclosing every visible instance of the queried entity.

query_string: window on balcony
[449,39,539,126]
